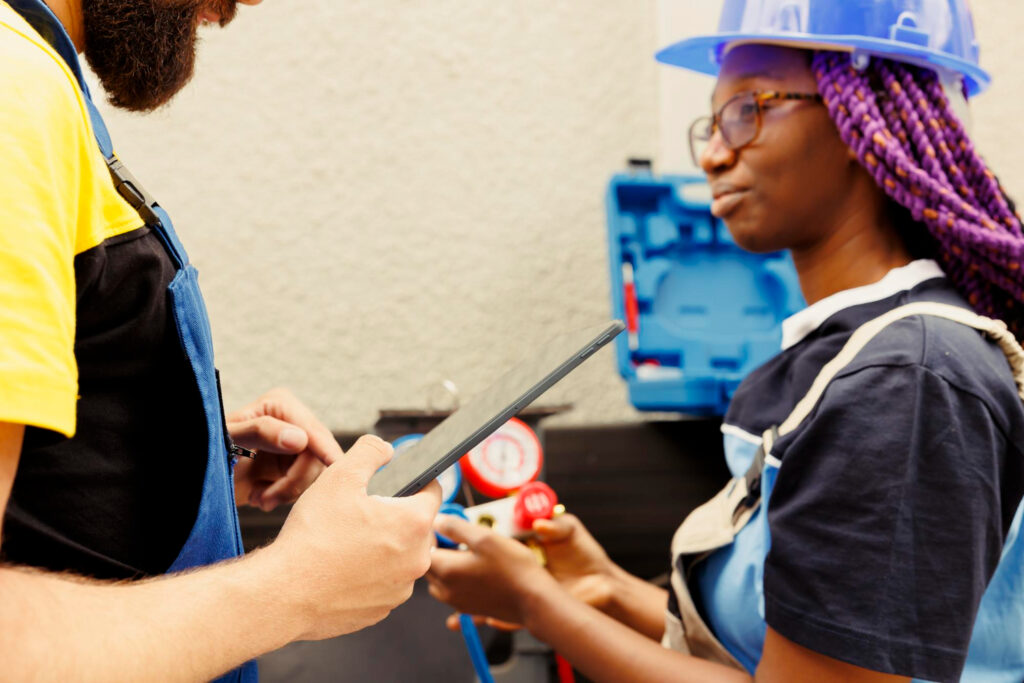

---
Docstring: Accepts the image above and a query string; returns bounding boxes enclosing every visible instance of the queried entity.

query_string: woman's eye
[738,103,758,119]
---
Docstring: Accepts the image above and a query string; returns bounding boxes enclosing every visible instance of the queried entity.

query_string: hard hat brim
[655,33,991,96]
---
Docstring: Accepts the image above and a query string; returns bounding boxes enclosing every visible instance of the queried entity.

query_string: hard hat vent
[774,3,806,33]
[891,12,930,47]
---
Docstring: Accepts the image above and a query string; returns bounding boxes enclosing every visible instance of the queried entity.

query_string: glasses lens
[719,93,759,149]
[688,117,713,167]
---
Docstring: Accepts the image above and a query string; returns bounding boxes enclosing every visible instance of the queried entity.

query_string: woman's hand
[426,515,561,628]
[533,514,621,612]
[539,513,669,642]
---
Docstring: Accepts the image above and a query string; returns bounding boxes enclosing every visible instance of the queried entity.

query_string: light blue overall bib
[9,2,257,680]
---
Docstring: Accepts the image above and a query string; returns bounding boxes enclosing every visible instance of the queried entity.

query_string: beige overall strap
[774,302,1024,441]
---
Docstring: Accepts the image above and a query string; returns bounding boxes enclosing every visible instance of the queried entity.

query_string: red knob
[513,481,558,531]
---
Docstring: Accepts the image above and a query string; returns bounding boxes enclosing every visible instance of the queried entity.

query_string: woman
[427,4,1024,682]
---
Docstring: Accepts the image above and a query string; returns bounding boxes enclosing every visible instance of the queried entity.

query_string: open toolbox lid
[606,167,805,415]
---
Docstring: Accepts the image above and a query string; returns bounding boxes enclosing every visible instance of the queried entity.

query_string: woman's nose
[700,128,737,174]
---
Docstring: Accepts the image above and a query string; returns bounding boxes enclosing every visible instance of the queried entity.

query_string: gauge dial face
[460,417,543,498]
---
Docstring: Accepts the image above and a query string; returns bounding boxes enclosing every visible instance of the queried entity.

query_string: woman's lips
[711,189,749,217]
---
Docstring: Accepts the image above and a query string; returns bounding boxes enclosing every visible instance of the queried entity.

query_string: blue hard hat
[656,0,990,96]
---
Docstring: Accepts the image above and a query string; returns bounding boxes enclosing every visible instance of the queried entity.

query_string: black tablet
[367,320,625,497]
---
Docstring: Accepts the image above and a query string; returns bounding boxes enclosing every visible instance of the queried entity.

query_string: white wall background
[87,0,1024,433]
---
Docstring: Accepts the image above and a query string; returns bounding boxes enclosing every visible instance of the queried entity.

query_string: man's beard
[81,0,238,112]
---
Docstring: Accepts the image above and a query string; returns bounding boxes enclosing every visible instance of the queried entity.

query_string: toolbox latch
[627,158,653,174]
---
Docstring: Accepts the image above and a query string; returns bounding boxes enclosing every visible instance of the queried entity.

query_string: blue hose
[459,614,495,683]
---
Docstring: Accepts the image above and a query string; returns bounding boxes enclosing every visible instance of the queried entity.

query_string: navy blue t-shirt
[723,266,1024,681]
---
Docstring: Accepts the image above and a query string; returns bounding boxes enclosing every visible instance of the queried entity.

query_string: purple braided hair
[812,51,1024,337]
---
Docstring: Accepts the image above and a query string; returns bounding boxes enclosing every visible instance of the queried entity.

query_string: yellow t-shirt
[0,2,143,437]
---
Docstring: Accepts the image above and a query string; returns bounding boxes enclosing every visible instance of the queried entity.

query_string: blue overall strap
[6,7,256,681]
[7,0,190,268]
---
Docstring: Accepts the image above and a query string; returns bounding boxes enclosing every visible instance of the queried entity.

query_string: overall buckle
[106,156,161,226]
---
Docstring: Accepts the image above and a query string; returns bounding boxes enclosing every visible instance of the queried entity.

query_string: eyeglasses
[688,90,824,167]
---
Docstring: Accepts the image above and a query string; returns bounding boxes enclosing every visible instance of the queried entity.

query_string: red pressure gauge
[460,417,543,499]
[513,481,559,530]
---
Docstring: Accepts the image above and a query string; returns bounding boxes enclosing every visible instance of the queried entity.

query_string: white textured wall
[968,1,1024,208]
[87,1,1024,433]
[89,1,660,432]
[657,0,719,172]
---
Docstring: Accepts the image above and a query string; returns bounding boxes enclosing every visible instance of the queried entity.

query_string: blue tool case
[606,169,804,415]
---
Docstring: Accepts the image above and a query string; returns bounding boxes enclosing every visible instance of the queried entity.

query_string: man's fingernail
[362,435,393,454]
[280,428,305,450]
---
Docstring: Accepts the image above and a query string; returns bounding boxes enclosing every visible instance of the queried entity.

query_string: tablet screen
[367,320,624,497]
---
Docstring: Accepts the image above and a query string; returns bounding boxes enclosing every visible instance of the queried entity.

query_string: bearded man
[0,2,442,680]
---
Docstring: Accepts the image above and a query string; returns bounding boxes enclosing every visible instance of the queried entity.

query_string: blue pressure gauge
[391,433,462,504]
[435,502,469,549]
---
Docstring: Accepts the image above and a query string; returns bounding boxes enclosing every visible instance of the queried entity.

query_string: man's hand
[227,388,342,510]
[426,516,561,627]
[262,435,443,640]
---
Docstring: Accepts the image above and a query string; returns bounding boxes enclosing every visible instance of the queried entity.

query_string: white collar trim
[781,259,946,350]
